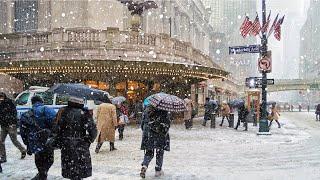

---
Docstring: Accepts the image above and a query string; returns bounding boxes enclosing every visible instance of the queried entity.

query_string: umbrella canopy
[143,92,166,107]
[112,96,126,105]
[149,93,187,112]
[266,101,277,105]
[229,99,245,108]
[47,83,110,103]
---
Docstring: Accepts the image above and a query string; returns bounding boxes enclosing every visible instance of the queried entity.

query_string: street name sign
[245,77,275,88]
[229,45,261,54]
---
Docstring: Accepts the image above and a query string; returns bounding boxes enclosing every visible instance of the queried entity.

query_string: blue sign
[229,45,261,54]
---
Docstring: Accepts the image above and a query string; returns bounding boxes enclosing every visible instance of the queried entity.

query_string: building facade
[0,0,234,105]
[202,0,258,83]
[300,0,320,80]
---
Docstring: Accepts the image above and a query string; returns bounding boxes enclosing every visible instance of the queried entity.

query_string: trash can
[210,113,216,128]
[229,113,234,128]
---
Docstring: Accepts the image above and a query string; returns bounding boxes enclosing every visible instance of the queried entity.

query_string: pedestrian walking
[315,104,320,121]
[135,100,144,126]
[116,102,129,140]
[0,92,27,163]
[269,103,281,128]
[203,98,216,126]
[52,97,97,180]
[183,96,194,129]
[234,104,249,131]
[95,99,118,153]
[140,105,170,178]
[20,96,56,180]
[219,101,231,127]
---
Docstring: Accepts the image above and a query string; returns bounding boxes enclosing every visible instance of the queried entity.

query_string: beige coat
[221,103,231,117]
[184,98,193,121]
[96,103,118,143]
[271,107,280,120]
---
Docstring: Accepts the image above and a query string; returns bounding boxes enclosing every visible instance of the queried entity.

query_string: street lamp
[258,0,271,135]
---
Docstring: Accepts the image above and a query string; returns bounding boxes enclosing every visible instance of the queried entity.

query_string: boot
[21,151,27,159]
[155,170,164,177]
[110,142,117,151]
[119,133,123,141]
[95,143,103,153]
[0,157,6,163]
[31,172,47,180]
[140,166,147,178]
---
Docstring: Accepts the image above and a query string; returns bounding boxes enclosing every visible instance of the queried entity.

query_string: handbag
[119,114,129,124]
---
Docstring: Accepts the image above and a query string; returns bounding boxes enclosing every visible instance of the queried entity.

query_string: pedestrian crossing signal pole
[258,0,271,134]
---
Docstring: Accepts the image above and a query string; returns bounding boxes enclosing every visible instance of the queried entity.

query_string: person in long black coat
[234,104,249,131]
[52,97,97,180]
[140,106,170,178]
[0,92,26,162]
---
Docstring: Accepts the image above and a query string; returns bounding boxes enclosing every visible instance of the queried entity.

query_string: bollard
[210,113,216,128]
[229,113,234,128]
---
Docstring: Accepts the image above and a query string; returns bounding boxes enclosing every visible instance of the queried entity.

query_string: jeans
[269,120,281,128]
[220,116,230,126]
[235,118,247,130]
[0,125,26,160]
[118,125,125,140]
[142,149,164,171]
[35,149,54,179]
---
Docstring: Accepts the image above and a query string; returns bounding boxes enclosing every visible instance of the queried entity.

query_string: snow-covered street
[1,112,320,180]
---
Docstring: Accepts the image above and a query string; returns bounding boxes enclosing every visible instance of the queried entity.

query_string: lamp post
[258,0,270,134]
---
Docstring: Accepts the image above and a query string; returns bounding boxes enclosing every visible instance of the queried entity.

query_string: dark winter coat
[53,106,97,179]
[141,107,170,151]
[204,100,216,120]
[238,105,249,122]
[20,102,56,154]
[0,95,18,127]
[316,104,320,114]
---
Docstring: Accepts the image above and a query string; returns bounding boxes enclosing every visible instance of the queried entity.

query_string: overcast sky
[255,0,310,79]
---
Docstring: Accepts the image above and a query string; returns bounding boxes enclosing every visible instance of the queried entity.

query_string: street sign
[245,77,274,88]
[229,45,261,54]
[258,51,272,73]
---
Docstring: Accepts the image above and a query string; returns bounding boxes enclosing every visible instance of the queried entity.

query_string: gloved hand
[27,150,32,156]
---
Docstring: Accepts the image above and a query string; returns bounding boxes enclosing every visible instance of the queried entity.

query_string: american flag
[267,13,279,38]
[240,16,252,38]
[274,15,285,41]
[251,13,261,36]
[261,11,271,34]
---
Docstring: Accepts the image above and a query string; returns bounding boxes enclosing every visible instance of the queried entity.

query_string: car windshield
[35,92,54,105]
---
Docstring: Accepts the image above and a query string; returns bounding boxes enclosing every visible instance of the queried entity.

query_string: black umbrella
[47,83,110,103]
[229,99,245,108]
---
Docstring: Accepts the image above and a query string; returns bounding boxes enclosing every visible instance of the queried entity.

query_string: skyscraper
[202,0,258,83]
[300,0,320,79]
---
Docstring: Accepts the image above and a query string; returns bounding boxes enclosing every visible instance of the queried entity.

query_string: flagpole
[258,0,270,134]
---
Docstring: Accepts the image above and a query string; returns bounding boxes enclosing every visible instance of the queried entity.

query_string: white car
[15,86,98,120]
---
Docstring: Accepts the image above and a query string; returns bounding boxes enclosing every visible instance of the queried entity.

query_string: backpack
[24,107,51,151]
